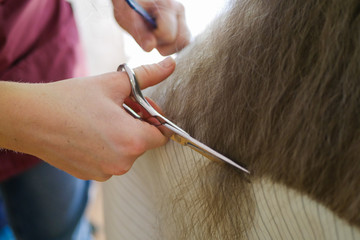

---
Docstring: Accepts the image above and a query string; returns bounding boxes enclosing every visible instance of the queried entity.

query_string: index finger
[112,0,157,51]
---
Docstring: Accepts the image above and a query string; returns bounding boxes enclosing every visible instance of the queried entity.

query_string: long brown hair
[150,0,360,237]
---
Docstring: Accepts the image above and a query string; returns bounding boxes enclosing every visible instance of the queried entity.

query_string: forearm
[0,81,43,155]
[0,59,174,180]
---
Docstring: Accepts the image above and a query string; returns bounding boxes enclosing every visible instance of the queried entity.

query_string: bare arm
[0,57,175,181]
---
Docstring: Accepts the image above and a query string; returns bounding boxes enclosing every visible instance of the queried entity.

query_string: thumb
[133,57,176,89]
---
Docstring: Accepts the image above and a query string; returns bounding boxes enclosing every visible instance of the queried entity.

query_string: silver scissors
[118,64,250,174]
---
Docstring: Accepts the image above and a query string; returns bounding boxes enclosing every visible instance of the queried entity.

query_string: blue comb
[125,0,157,28]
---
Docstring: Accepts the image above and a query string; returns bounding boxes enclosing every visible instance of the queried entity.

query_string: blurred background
[68,0,226,239]
[70,0,225,73]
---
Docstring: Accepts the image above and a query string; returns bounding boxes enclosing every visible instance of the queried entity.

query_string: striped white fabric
[103,141,360,239]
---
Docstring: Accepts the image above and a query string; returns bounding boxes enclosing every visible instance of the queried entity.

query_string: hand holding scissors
[118,62,250,174]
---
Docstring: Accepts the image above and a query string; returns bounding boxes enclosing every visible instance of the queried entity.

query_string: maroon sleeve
[0,0,86,181]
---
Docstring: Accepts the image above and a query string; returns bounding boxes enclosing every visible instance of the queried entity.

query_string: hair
[148,0,360,238]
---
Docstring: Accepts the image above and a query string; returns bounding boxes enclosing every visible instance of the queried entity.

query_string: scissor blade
[164,124,250,174]
[117,64,248,174]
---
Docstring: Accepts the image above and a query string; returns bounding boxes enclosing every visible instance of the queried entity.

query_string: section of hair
[150,0,360,231]
[152,143,254,239]
[103,142,360,239]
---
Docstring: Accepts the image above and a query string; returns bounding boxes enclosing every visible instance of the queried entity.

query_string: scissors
[117,64,250,174]
[125,0,157,28]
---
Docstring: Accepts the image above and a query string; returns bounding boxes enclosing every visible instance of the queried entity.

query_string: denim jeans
[0,162,92,240]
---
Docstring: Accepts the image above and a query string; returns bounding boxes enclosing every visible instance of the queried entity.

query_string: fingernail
[159,57,174,68]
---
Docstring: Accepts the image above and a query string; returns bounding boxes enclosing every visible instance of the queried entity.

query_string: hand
[0,57,176,181]
[112,0,191,55]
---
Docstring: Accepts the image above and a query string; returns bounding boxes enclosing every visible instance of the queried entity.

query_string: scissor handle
[117,64,189,135]
[117,64,250,175]
[118,64,159,117]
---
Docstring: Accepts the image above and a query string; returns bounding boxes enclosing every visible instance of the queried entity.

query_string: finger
[123,97,163,121]
[126,18,157,52]
[146,97,173,137]
[153,4,178,44]
[133,57,176,89]
[120,109,168,150]
[113,0,157,51]
[137,120,169,149]
[123,97,155,121]
[123,97,173,138]
[146,97,165,115]
[156,2,191,55]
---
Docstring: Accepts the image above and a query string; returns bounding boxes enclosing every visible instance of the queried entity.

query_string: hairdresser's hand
[112,0,190,55]
[0,58,175,181]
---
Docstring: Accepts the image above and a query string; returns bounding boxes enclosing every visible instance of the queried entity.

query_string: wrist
[0,81,43,155]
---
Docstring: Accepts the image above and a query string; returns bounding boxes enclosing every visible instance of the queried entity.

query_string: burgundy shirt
[0,0,85,181]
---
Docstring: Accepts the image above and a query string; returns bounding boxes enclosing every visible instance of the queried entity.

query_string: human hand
[112,0,191,55]
[0,58,176,181]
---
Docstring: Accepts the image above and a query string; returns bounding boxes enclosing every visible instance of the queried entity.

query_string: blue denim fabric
[0,162,92,240]
[0,192,14,239]
[0,194,7,229]
[0,225,14,240]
